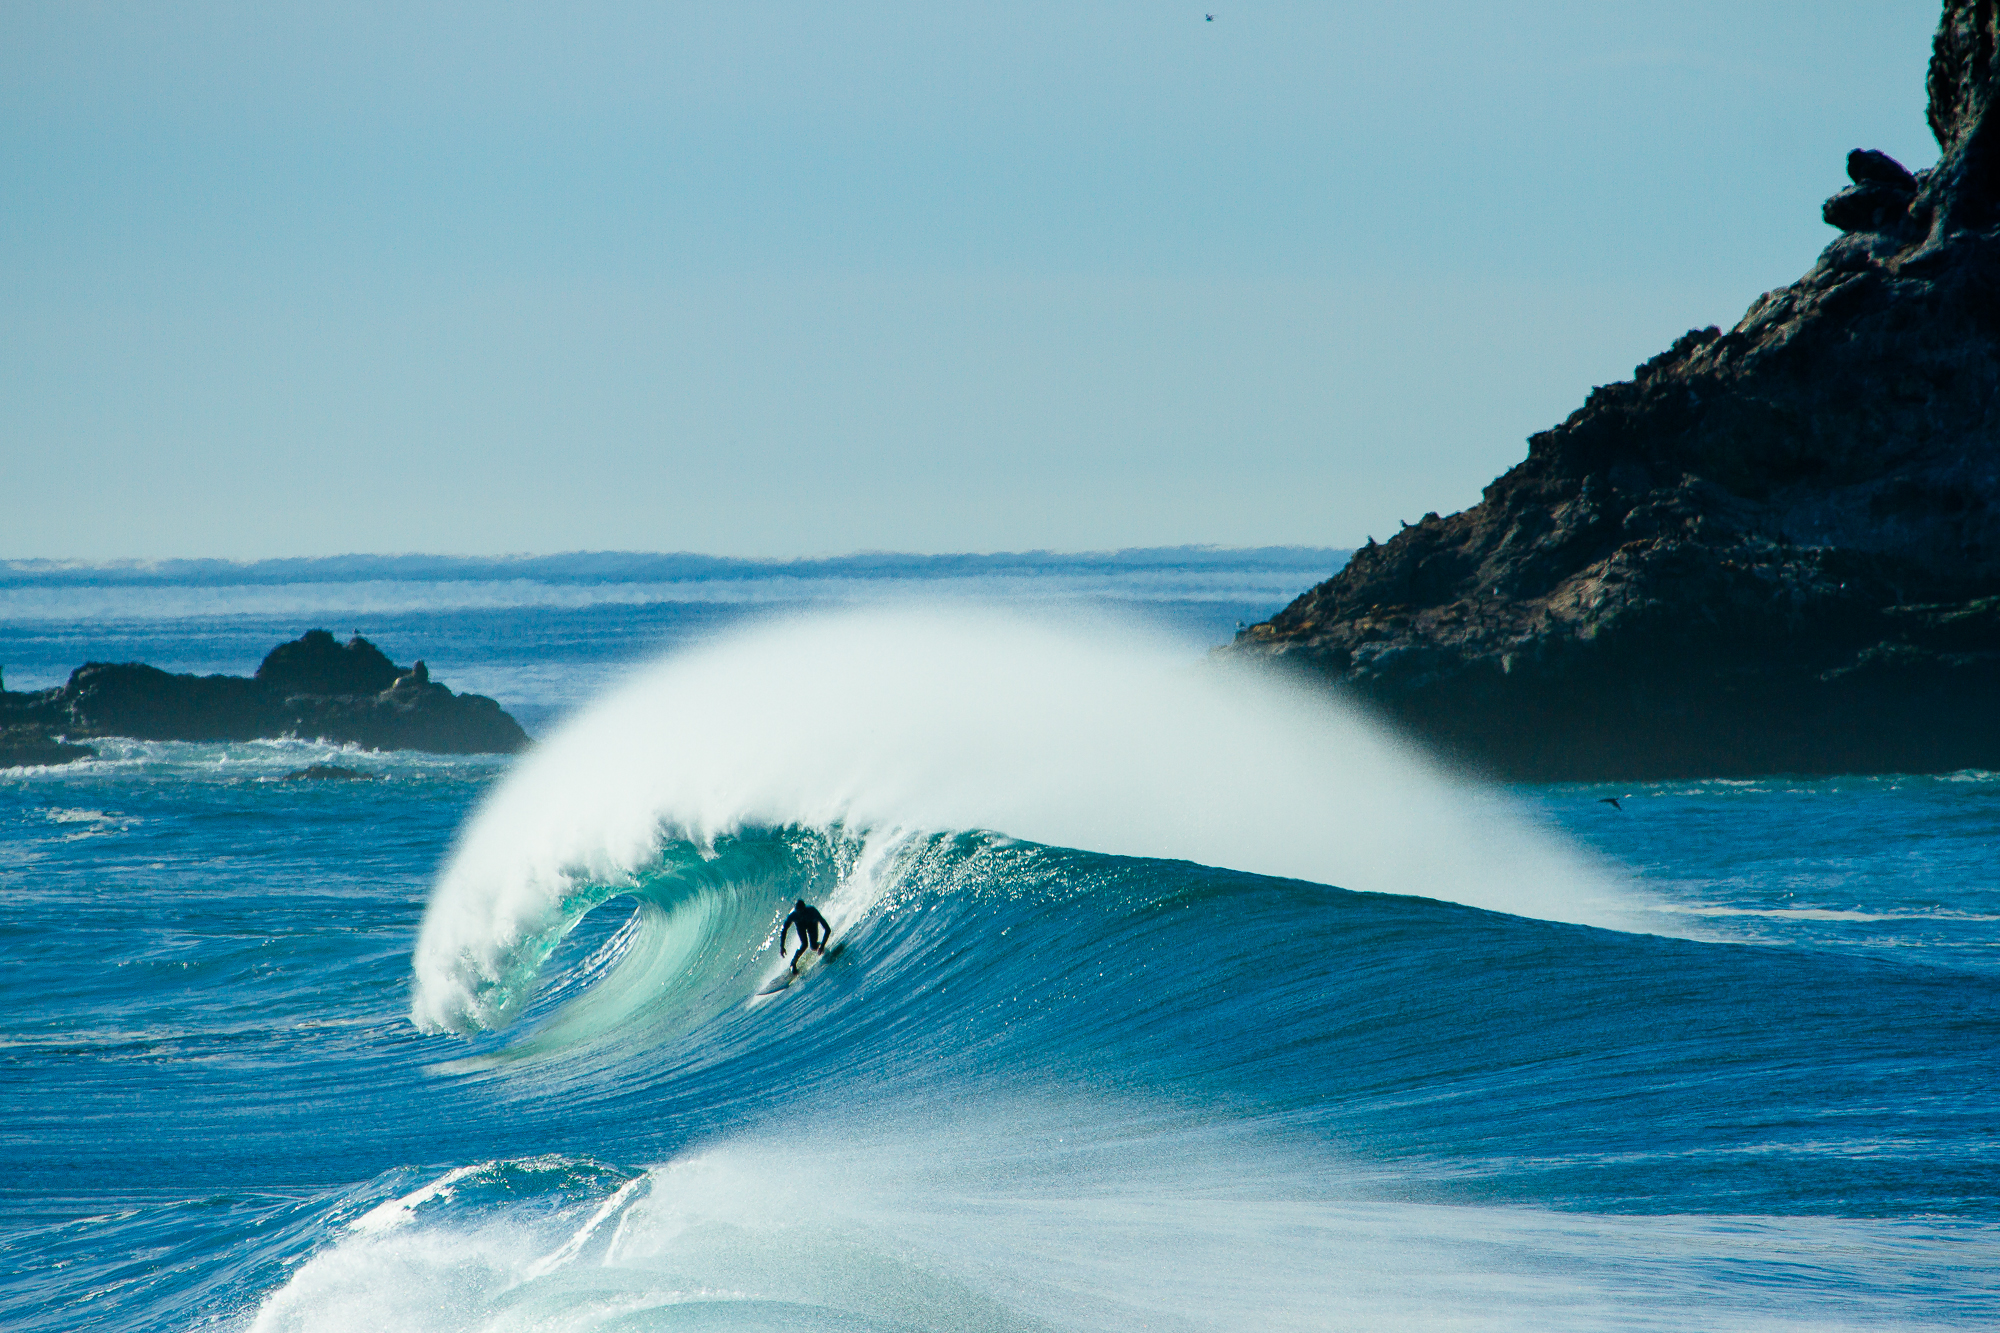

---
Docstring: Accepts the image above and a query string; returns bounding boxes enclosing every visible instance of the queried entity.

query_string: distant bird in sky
[1598,796,1623,810]
[1206,13,1214,20]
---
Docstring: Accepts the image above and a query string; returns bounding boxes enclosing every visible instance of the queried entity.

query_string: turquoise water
[2,568,1996,1330]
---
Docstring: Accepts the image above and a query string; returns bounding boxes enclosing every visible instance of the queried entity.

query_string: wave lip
[409,605,1636,1035]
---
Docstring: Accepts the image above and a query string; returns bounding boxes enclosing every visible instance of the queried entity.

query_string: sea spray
[246,1103,2000,1333]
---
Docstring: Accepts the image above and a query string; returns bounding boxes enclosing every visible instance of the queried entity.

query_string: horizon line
[2,544,1355,590]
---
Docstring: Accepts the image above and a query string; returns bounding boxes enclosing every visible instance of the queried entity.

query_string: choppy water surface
[2,573,1996,1331]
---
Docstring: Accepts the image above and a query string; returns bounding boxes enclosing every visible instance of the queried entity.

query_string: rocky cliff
[1231,0,2000,780]
[0,630,528,764]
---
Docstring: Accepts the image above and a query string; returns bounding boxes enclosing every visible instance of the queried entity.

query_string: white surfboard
[754,942,837,997]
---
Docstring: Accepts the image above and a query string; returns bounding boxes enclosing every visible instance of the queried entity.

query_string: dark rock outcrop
[257,629,403,695]
[1231,1,2000,781]
[0,631,528,756]
[0,725,97,770]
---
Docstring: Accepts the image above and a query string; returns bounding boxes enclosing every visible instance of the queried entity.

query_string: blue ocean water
[2,556,1996,1331]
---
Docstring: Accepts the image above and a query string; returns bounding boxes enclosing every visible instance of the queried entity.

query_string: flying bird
[1206,13,1214,20]
[1598,797,1623,810]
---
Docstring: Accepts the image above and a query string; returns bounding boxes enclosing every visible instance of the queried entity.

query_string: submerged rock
[0,632,528,756]
[281,764,375,782]
[1231,1,2000,780]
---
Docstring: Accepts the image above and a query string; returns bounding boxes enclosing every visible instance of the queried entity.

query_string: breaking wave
[410,606,1635,1037]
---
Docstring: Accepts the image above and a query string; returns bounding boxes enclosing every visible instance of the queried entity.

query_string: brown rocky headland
[1230,1,2000,781]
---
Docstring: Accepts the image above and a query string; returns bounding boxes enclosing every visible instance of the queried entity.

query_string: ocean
[2,551,1995,1332]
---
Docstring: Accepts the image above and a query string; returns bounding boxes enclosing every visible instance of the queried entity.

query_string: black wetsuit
[780,901,831,965]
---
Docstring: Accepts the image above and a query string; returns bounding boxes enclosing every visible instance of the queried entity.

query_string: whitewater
[4,576,1997,1331]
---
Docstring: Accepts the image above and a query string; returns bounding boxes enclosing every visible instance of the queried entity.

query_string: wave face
[320,831,1991,1330]
[6,603,1998,1331]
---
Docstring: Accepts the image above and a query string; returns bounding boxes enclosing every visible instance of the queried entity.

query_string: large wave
[410,606,1636,1036]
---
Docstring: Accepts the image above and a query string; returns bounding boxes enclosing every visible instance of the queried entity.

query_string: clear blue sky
[2,2,1942,559]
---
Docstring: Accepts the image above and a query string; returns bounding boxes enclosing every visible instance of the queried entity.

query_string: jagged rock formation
[1232,1,2000,780]
[0,630,528,761]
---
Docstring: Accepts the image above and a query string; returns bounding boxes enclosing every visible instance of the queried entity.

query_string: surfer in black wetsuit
[779,899,831,969]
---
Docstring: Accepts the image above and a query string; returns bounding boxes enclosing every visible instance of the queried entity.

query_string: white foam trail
[348,1163,491,1235]
[411,605,1638,1033]
[521,1174,650,1280]
[1662,906,2000,923]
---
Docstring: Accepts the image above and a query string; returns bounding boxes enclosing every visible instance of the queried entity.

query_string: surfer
[779,899,831,969]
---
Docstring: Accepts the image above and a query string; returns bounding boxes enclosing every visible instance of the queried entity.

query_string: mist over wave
[412,606,1634,1035]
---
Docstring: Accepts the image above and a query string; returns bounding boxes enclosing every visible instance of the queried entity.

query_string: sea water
[1,555,1995,1331]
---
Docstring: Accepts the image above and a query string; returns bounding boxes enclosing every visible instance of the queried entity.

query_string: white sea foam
[1,735,501,783]
[247,1104,2000,1333]
[410,605,1640,1033]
